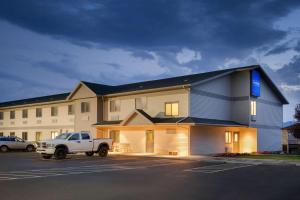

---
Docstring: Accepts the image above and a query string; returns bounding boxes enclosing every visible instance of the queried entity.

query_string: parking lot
[1,152,300,200]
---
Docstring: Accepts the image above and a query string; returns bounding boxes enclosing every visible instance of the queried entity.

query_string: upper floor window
[165,102,179,116]
[81,102,90,113]
[225,131,232,144]
[10,111,15,119]
[51,107,58,117]
[135,97,147,109]
[22,109,28,118]
[68,105,74,115]
[110,100,120,112]
[251,100,257,116]
[0,112,3,120]
[36,108,42,118]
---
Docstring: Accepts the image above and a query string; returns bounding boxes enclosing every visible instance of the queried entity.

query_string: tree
[292,104,300,139]
[295,104,300,122]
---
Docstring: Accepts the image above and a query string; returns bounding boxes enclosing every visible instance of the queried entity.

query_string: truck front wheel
[85,152,94,157]
[98,146,108,157]
[54,147,67,160]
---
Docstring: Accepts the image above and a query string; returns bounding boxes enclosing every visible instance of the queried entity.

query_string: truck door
[80,133,93,151]
[67,133,81,152]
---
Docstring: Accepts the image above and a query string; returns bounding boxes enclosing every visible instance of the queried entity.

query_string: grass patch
[238,154,300,161]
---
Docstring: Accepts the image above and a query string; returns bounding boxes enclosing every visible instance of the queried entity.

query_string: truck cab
[36,132,112,159]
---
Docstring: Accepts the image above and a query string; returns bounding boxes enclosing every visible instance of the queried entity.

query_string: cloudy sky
[0,0,299,122]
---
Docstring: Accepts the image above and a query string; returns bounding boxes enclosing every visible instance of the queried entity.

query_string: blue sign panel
[251,70,261,97]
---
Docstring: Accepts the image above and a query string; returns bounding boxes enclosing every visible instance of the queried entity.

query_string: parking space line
[184,163,256,173]
[0,159,194,181]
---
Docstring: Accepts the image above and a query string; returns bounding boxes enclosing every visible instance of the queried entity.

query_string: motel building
[0,65,288,156]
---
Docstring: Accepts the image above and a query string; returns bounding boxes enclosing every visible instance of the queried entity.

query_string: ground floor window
[109,130,120,143]
[10,132,15,137]
[0,132,3,137]
[225,131,232,144]
[36,132,42,141]
[22,132,28,141]
[51,131,59,139]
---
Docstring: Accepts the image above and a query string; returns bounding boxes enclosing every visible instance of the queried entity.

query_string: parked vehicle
[0,136,36,152]
[36,132,112,159]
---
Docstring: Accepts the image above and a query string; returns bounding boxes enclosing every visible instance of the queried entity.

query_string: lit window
[225,131,232,144]
[251,100,256,116]
[234,132,239,142]
[51,107,58,116]
[36,132,42,141]
[51,131,59,139]
[165,102,179,116]
[81,102,90,113]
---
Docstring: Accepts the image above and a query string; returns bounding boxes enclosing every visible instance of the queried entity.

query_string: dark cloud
[265,42,293,56]
[0,0,299,54]
[277,55,300,85]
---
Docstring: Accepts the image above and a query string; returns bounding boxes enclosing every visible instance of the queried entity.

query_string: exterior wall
[0,101,74,141]
[190,75,232,120]
[190,71,251,124]
[190,126,257,155]
[97,126,189,156]
[250,78,283,151]
[103,89,189,121]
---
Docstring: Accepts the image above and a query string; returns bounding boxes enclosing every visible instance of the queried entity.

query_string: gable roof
[0,65,289,108]
[120,109,154,126]
[0,93,70,108]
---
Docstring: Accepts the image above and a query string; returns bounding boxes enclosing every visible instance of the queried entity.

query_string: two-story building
[0,65,288,155]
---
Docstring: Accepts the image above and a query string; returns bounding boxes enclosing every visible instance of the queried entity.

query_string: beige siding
[103,88,189,120]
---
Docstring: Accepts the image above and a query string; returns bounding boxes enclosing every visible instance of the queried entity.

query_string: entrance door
[146,130,154,153]
[233,132,240,153]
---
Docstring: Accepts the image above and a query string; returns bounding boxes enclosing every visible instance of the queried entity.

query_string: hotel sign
[251,70,260,97]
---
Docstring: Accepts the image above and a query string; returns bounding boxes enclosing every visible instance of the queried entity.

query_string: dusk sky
[0,0,299,122]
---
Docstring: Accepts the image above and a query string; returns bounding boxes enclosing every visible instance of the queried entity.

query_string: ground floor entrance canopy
[93,110,257,156]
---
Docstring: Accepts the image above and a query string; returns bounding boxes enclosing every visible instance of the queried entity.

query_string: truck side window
[68,133,80,141]
[81,133,90,140]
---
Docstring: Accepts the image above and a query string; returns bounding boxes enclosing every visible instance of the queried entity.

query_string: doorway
[146,130,154,153]
[233,132,240,153]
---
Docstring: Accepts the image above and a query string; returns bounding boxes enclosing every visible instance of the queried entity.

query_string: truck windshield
[55,133,72,140]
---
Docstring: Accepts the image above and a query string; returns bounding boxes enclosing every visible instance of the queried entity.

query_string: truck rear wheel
[98,146,108,157]
[85,152,94,157]
[42,155,52,159]
[54,147,67,160]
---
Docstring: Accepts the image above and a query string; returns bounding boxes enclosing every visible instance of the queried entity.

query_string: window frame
[10,111,15,119]
[225,131,232,144]
[135,97,147,110]
[110,100,120,112]
[51,106,58,117]
[36,108,42,118]
[22,109,28,119]
[68,105,74,115]
[81,102,90,113]
[251,100,257,116]
[165,102,179,117]
[22,132,28,141]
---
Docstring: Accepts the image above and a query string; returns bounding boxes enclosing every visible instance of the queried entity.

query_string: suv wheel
[98,146,108,157]
[54,147,67,160]
[0,145,8,152]
[85,152,94,157]
[26,145,35,152]
[42,155,52,159]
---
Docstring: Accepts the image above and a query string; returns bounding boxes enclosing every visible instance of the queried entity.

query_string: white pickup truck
[36,132,112,160]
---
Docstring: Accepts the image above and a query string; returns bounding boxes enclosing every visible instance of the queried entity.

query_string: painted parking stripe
[184,163,256,173]
[0,159,194,181]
